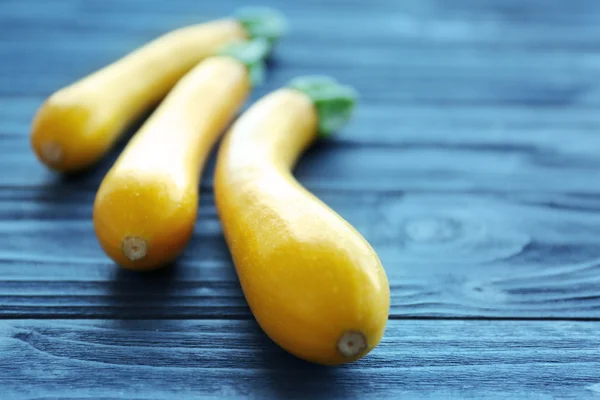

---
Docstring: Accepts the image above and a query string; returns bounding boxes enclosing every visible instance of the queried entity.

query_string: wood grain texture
[5,120,600,193]
[1,319,600,399]
[2,189,600,319]
[0,0,600,320]
[2,0,600,397]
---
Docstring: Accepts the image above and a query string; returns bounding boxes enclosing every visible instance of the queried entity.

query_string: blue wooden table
[1,0,600,398]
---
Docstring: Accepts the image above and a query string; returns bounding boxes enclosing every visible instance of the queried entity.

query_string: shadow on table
[104,261,183,324]
[247,322,361,399]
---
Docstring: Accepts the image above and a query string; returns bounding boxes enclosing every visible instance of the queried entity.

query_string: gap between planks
[1,314,600,321]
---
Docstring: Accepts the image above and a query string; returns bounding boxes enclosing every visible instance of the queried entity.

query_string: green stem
[220,8,287,86]
[219,39,270,86]
[289,76,358,137]
[235,7,287,45]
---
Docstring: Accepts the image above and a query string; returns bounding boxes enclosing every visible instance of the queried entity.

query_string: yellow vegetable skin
[93,55,251,270]
[214,77,390,365]
[31,8,285,172]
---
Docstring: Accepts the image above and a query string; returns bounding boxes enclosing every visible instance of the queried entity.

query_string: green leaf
[219,39,270,86]
[236,7,287,45]
[289,76,358,137]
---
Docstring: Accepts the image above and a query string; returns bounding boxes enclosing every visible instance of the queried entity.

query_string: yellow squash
[93,40,271,270]
[31,8,285,172]
[214,77,390,365]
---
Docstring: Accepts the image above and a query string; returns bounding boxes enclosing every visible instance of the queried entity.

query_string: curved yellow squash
[94,56,250,270]
[30,8,285,172]
[31,19,246,172]
[214,77,390,365]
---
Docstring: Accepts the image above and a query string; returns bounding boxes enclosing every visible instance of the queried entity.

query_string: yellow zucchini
[31,8,285,172]
[93,40,272,270]
[214,77,390,365]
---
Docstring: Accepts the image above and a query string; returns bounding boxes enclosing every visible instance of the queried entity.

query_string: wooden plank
[2,0,600,104]
[3,47,599,109]
[5,102,600,194]
[1,319,599,399]
[5,99,600,143]
[5,131,600,192]
[7,43,600,76]
[4,68,597,107]
[2,189,600,319]
[4,18,600,49]
[2,0,599,49]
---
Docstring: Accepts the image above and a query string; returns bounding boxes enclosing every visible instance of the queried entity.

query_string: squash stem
[235,7,287,45]
[219,39,270,86]
[121,236,148,261]
[288,76,357,137]
[337,330,367,358]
